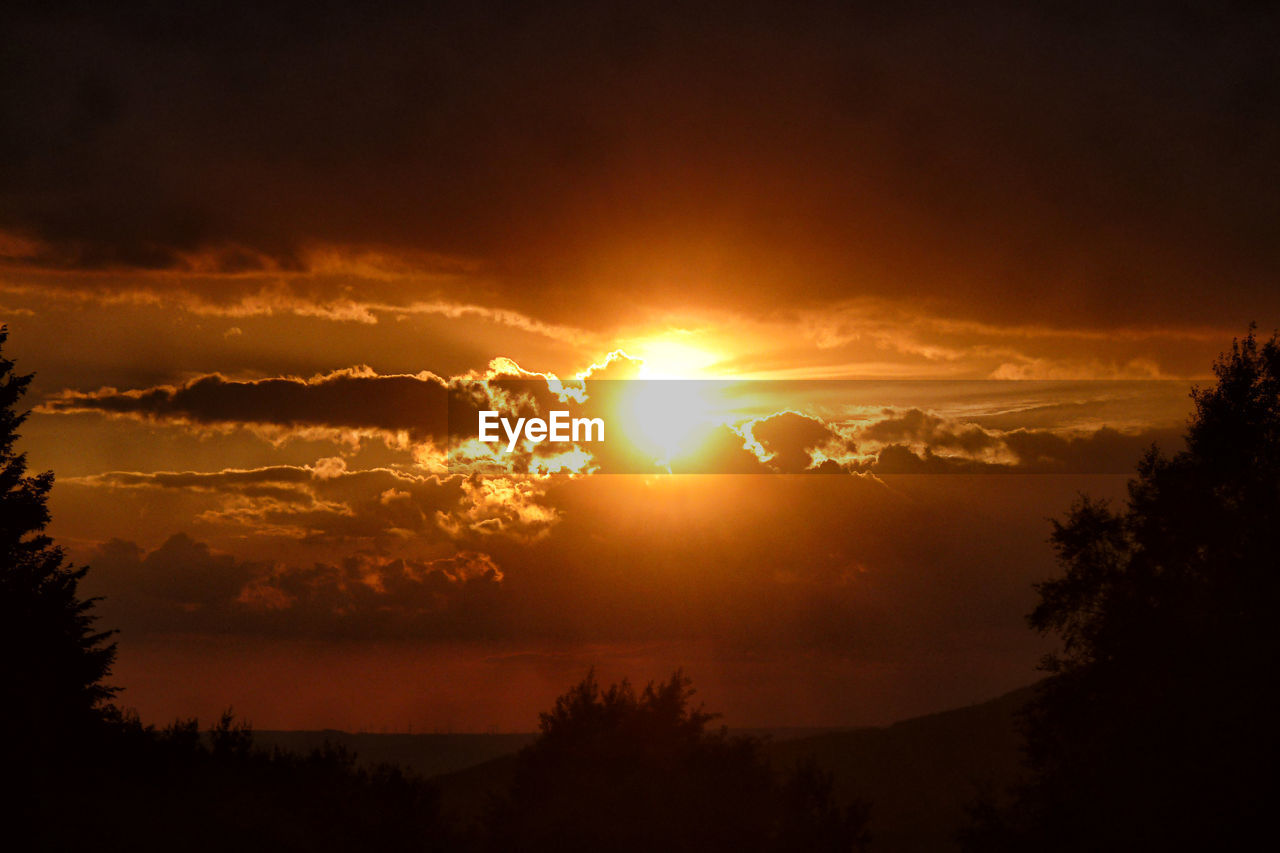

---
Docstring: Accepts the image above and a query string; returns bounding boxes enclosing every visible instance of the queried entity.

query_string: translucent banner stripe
[439,379,1192,476]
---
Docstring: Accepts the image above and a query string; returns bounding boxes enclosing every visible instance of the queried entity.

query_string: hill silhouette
[429,684,1034,852]
[769,686,1034,853]
[252,731,538,779]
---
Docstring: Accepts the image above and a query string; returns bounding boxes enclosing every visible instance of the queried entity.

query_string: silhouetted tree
[964,328,1280,851]
[484,670,868,853]
[55,709,452,853]
[1,329,454,850]
[0,327,117,767]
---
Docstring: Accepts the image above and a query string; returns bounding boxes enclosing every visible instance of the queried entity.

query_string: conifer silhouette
[0,326,117,754]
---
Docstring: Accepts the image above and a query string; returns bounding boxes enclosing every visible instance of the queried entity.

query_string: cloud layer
[5,2,1278,331]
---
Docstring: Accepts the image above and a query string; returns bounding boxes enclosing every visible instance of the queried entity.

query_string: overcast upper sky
[2,1,1276,729]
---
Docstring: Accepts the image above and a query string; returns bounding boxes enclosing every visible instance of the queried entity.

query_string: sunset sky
[3,2,1277,731]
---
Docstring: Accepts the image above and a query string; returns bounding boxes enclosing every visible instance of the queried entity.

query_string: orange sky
[2,1,1276,730]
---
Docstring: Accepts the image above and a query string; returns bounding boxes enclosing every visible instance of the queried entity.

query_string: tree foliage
[54,710,451,853]
[484,669,869,853]
[0,326,117,754]
[1,328,457,850]
[965,328,1280,851]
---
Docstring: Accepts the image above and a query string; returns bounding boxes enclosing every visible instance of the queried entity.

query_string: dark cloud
[860,411,1185,475]
[871,444,1007,475]
[90,465,313,498]
[75,462,494,545]
[84,533,507,639]
[94,533,261,607]
[236,551,507,640]
[861,408,1000,455]
[42,367,450,441]
[749,411,846,473]
[1000,425,1185,474]
[41,361,659,474]
[85,533,265,631]
[3,2,1278,328]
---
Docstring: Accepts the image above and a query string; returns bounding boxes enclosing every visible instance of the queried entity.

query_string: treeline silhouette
[484,670,869,853]
[41,709,449,852]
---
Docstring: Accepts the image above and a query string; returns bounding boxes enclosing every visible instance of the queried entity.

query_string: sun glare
[632,339,722,379]
[616,380,719,465]
[600,336,730,466]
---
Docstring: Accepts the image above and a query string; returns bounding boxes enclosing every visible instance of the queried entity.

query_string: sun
[602,336,734,467]
[615,380,719,465]
[632,339,722,379]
